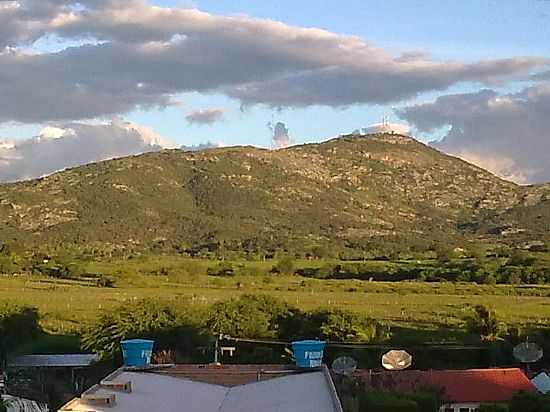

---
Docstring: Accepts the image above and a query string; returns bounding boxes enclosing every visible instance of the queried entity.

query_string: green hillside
[0,133,548,257]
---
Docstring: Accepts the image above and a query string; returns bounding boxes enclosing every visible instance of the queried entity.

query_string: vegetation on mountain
[1,133,549,258]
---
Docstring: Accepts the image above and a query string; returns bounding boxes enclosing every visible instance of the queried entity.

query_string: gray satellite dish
[514,341,543,363]
[331,356,358,375]
[382,350,412,371]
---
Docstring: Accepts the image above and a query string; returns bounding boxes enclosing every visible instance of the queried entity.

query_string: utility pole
[213,333,222,365]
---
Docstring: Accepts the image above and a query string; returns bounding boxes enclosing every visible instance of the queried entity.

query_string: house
[8,353,100,393]
[58,363,344,412]
[531,371,550,394]
[356,368,537,412]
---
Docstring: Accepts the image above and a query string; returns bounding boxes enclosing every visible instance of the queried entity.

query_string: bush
[0,255,21,275]
[82,299,206,360]
[96,276,116,288]
[435,247,454,263]
[0,303,40,363]
[272,256,295,275]
[206,262,235,277]
[205,294,296,339]
[466,305,502,341]
[360,392,419,412]
[509,391,550,412]
[507,250,535,267]
[315,309,389,342]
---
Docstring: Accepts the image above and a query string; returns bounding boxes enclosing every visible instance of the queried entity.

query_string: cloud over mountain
[269,121,292,148]
[0,0,547,123]
[397,83,550,184]
[185,108,225,125]
[0,119,176,182]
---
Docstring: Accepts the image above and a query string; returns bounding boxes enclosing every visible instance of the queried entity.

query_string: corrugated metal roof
[9,354,99,368]
[59,364,343,412]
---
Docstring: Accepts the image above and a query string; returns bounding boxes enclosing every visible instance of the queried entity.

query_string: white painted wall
[440,402,480,412]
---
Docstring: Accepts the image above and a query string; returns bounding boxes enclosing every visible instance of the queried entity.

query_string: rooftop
[59,364,343,412]
[8,354,99,368]
[357,368,536,403]
[148,363,298,386]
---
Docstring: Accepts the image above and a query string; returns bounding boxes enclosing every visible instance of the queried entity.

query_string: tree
[205,294,295,339]
[316,309,390,342]
[509,391,550,412]
[82,299,206,360]
[466,305,501,341]
[435,246,454,264]
[0,303,40,365]
[272,256,295,275]
[508,249,535,267]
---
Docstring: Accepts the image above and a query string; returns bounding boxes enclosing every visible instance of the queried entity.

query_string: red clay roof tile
[356,368,536,403]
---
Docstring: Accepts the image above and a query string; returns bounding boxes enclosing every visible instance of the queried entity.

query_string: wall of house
[439,402,480,412]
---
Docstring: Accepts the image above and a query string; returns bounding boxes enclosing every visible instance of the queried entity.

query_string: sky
[0,0,550,183]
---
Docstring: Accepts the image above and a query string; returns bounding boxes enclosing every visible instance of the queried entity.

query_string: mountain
[0,133,548,256]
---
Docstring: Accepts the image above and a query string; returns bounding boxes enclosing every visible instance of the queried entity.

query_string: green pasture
[2,255,550,338]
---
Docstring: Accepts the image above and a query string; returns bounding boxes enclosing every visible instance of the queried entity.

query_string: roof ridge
[430,367,522,373]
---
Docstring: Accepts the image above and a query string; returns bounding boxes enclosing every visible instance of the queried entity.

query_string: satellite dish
[514,341,543,363]
[331,356,358,375]
[382,350,412,371]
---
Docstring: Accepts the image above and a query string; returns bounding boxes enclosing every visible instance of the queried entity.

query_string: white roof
[532,372,550,394]
[60,368,342,412]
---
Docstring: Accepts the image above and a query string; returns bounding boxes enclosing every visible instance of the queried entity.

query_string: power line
[221,336,487,351]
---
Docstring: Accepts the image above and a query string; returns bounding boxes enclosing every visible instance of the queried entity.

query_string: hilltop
[0,133,548,257]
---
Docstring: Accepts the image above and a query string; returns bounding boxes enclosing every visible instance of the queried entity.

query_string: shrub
[508,250,535,267]
[96,277,116,288]
[206,263,235,277]
[0,255,21,275]
[315,309,389,342]
[359,392,419,412]
[272,256,295,275]
[0,303,40,363]
[509,391,550,412]
[205,294,296,339]
[435,247,454,263]
[466,305,502,341]
[82,299,206,360]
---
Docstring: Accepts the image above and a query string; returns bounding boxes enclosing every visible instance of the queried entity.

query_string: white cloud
[115,118,177,148]
[361,122,410,135]
[397,83,550,184]
[0,1,547,123]
[39,125,73,139]
[269,121,292,148]
[0,119,176,182]
[185,108,225,125]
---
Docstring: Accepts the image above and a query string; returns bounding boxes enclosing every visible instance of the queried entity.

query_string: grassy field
[3,256,550,339]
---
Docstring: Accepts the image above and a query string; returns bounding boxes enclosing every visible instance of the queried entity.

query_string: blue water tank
[291,340,326,368]
[121,339,154,367]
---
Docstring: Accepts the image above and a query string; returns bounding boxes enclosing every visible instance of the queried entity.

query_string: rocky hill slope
[0,133,547,256]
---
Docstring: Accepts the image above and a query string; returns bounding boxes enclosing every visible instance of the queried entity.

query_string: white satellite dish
[513,341,543,363]
[331,356,358,376]
[382,350,412,371]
